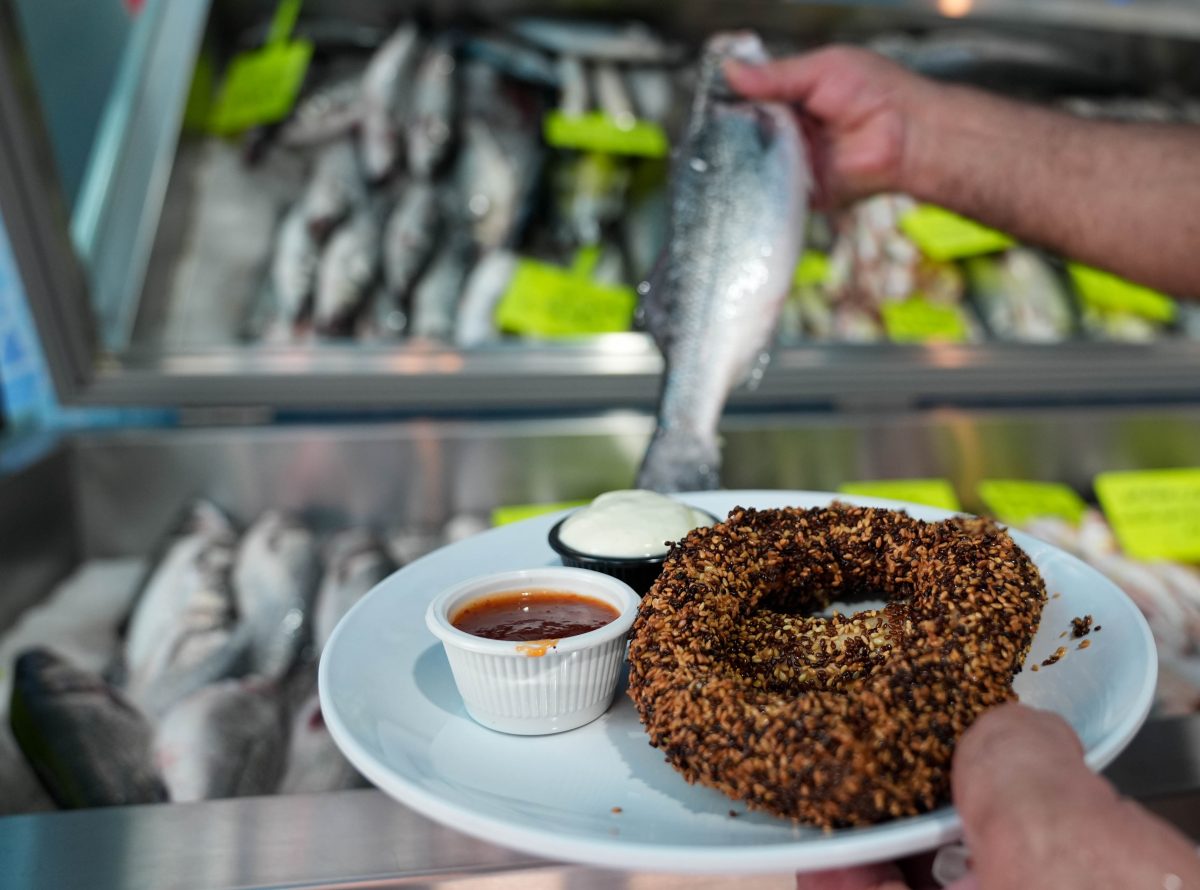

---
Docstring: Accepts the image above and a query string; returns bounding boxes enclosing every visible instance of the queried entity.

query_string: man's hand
[796,704,1199,889]
[725,47,935,207]
[726,45,1200,296]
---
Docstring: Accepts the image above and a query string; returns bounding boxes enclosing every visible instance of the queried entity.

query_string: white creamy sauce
[558,490,712,558]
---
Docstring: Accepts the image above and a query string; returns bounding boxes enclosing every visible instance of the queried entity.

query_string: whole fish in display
[509,18,683,64]
[554,152,630,247]
[636,32,810,492]
[456,63,544,251]
[154,678,287,802]
[124,533,246,719]
[312,530,395,654]
[314,207,381,337]
[408,39,459,180]
[556,55,590,117]
[270,205,320,326]
[966,249,1075,343]
[592,63,636,125]
[455,250,518,348]
[278,78,363,148]
[10,648,167,808]
[462,35,559,88]
[385,527,444,566]
[409,234,475,341]
[301,139,367,240]
[122,501,236,685]
[382,180,439,308]
[0,726,54,815]
[869,30,1118,95]
[233,511,322,682]
[359,24,421,182]
[279,679,365,794]
[626,65,676,126]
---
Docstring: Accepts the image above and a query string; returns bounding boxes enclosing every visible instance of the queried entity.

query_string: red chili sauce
[451,589,619,642]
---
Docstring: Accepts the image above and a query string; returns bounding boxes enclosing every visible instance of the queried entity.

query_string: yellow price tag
[978,480,1087,526]
[1068,264,1176,323]
[544,111,669,158]
[899,205,1014,261]
[838,479,961,511]
[881,297,969,344]
[491,501,590,527]
[210,0,312,135]
[794,250,831,288]
[1095,469,1200,561]
[495,259,637,337]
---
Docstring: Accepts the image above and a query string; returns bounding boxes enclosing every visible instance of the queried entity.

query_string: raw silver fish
[301,139,367,240]
[313,530,395,654]
[636,32,810,492]
[454,250,518,348]
[10,648,167,808]
[0,725,54,815]
[0,558,144,816]
[124,534,247,719]
[592,63,636,126]
[869,30,1118,94]
[556,55,589,117]
[553,152,630,247]
[625,65,675,125]
[314,207,381,337]
[408,40,459,179]
[122,501,236,684]
[462,35,559,88]
[360,24,421,182]
[279,78,362,148]
[409,234,475,341]
[278,689,366,794]
[509,18,683,64]
[966,250,1075,343]
[154,678,287,802]
[455,63,544,252]
[1,558,144,711]
[233,511,322,682]
[591,241,628,286]
[382,180,439,306]
[385,527,444,566]
[270,205,321,325]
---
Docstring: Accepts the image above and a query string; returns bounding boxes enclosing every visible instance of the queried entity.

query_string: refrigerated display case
[1,413,1200,888]
[3,2,1200,887]
[3,0,1200,412]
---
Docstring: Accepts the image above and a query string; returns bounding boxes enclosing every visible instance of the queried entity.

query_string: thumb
[953,702,1200,888]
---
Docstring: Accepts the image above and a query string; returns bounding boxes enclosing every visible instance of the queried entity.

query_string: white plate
[319,491,1157,874]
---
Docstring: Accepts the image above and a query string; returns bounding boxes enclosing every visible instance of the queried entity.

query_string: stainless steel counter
[0,727,1194,890]
[2,409,1199,889]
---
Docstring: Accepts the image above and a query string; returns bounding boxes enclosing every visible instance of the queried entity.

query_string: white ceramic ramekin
[425,567,640,735]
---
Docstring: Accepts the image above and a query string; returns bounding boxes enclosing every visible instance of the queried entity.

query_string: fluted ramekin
[425,567,640,735]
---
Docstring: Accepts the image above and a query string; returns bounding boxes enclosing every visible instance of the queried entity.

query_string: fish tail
[635,427,721,493]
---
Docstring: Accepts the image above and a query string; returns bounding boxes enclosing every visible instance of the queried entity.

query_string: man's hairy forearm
[900,82,1200,298]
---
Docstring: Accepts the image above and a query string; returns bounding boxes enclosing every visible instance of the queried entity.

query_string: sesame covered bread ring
[626,504,1047,828]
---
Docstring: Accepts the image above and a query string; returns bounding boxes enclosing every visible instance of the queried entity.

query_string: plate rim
[319,489,1158,874]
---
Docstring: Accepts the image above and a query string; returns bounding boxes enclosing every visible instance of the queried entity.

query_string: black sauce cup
[547,509,722,596]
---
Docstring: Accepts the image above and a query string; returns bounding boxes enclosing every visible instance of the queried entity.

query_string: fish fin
[636,428,721,493]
